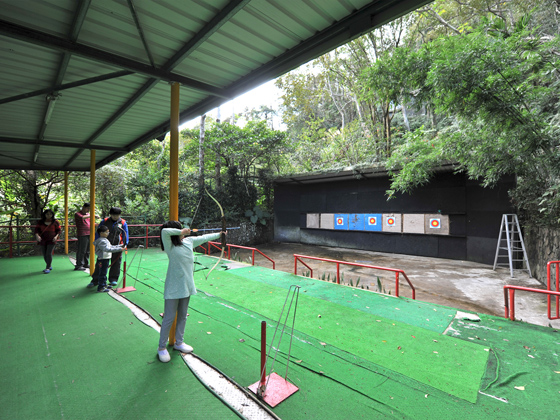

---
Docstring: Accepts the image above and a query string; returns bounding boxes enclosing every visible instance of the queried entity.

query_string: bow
[204,188,226,279]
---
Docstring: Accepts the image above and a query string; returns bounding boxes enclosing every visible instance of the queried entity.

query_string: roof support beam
[0,137,127,152]
[0,71,133,105]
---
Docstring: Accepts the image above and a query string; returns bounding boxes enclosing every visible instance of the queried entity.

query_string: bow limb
[204,188,226,279]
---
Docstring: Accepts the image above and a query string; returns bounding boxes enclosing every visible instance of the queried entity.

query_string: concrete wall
[273,171,516,265]
[525,225,560,285]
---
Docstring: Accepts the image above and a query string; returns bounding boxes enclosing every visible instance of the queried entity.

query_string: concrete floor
[230,242,560,329]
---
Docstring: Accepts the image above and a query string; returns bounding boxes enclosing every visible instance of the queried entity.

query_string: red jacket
[74,211,90,236]
[35,220,61,245]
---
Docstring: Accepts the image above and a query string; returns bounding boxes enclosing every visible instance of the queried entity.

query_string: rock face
[525,225,560,285]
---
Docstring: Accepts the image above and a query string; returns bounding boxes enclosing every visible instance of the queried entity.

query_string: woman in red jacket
[34,209,61,274]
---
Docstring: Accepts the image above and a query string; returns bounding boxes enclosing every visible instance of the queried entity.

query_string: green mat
[6,249,557,419]
[0,255,239,420]
[195,267,489,403]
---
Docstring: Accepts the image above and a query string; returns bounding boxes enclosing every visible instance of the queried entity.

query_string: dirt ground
[228,242,560,329]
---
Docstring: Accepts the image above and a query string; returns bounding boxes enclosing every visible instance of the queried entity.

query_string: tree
[385,14,560,226]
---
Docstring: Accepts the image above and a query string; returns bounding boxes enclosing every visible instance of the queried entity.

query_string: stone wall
[232,220,274,246]
[525,225,560,285]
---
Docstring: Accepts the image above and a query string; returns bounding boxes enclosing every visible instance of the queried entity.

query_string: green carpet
[4,249,559,419]
[0,255,239,420]
[196,267,489,403]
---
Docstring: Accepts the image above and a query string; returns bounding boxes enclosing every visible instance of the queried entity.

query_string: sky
[180,79,283,130]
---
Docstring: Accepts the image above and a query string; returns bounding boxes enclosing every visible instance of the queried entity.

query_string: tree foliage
[385,11,560,225]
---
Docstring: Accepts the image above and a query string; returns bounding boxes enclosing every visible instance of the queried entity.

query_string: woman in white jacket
[157,220,225,363]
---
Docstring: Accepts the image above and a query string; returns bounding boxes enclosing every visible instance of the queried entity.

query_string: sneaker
[86,282,96,288]
[48,267,53,271]
[43,269,50,274]
[110,281,118,286]
[173,342,193,354]
[97,287,110,293]
[158,348,171,363]
[74,266,86,271]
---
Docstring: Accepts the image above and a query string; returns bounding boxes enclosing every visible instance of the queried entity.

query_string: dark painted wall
[273,171,516,265]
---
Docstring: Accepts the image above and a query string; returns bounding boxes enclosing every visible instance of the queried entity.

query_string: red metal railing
[199,241,275,270]
[504,260,560,321]
[503,285,560,321]
[0,223,162,257]
[547,261,560,320]
[293,254,415,299]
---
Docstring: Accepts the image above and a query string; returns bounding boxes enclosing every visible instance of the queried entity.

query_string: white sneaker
[173,342,193,354]
[157,348,170,363]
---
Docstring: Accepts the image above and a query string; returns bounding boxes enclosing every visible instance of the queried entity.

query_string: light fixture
[44,93,61,125]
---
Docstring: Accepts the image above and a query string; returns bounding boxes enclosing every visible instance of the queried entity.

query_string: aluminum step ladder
[493,214,531,278]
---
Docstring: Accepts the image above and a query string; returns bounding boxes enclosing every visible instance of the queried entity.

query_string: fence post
[9,226,13,258]
[16,215,20,256]
[336,263,340,284]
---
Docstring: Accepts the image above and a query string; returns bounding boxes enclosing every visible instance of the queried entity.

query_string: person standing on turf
[157,220,225,363]
[90,225,125,292]
[74,202,92,271]
[34,209,61,274]
[91,207,128,287]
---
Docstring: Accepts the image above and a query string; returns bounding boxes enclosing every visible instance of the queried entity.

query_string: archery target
[382,214,401,232]
[334,214,348,230]
[424,214,449,235]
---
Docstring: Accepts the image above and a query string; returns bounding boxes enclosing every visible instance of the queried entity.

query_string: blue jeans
[96,259,110,290]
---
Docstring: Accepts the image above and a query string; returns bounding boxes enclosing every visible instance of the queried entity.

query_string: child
[90,225,125,292]
[157,220,225,363]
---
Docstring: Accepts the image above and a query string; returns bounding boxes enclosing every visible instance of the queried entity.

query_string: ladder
[493,214,531,278]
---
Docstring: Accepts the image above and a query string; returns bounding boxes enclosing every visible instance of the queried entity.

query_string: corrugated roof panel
[43,74,155,141]
[79,3,151,64]
[0,98,46,138]
[62,55,125,83]
[0,0,432,170]
[0,143,35,169]
[0,0,75,37]
[0,39,61,97]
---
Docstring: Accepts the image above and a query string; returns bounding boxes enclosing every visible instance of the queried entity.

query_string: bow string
[204,188,226,279]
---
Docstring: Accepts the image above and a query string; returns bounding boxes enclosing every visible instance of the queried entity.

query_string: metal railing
[293,254,415,299]
[503,260,560,321]
[199,241,275,269]
[0,223,162,257]
[547,261,560,320]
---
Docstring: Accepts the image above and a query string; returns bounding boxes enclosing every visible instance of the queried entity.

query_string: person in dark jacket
[34,209,61,274]
[90,207,129,287]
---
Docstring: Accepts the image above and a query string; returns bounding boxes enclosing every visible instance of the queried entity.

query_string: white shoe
[173,342,193,353]
[157,348,170,363]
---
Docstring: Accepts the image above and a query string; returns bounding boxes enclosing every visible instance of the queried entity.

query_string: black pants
[92,252,122,284]
[75,235,89,268]
[40,244,55,269]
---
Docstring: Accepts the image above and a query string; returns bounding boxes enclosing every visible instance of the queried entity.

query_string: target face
[368,217,377,225]
[386,217,396,226]
[336,217,344,225]
[429,218,441,228]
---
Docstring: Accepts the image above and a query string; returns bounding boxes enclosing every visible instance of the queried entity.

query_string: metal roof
[0,0,430,171]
